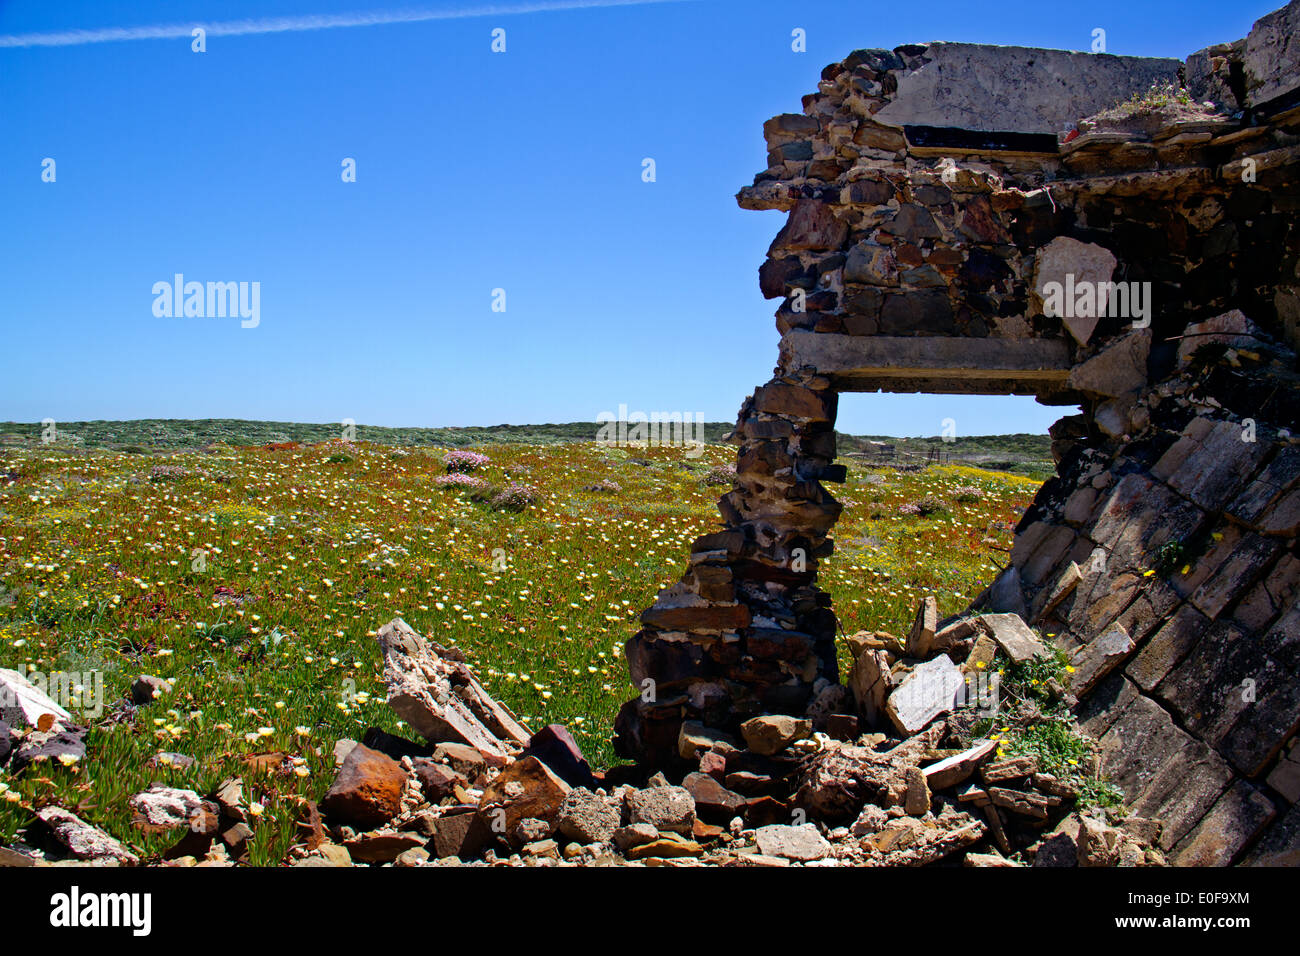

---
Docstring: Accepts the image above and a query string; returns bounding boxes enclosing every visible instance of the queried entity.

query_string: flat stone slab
[1069,624,1135,696]
[924,739,998,790]
[979,614,1048,664]
[885,654,966,735]
[872,43,1182,135]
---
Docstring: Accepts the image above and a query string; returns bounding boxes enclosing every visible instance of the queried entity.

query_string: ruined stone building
[618,1,1300,864]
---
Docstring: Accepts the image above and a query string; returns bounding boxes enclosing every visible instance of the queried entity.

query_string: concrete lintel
[779,331,1073,395]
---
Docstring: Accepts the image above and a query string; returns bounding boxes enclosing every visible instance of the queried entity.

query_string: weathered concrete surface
[872,43,1182,134]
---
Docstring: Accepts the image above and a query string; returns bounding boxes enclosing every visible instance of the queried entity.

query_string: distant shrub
[433,474,489,491]
[445,450,490,473]
[702,464,736,487]
[952,485,983,503]
[121,445,149,455]
[583,479,622,494]
[490,483,539,513]
[902,494,947,517]
[326,453,352,464]
[149,464,187,482]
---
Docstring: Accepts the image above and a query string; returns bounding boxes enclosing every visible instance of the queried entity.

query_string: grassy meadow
[0,436,1042,863]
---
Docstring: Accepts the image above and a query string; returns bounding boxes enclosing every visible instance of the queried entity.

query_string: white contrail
[0,0,693,49]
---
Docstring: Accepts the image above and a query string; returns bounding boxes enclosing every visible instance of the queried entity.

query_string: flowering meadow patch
[0,437,1037,863]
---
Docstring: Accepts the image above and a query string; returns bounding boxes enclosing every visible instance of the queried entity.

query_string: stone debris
[130,786,205,831]
[556,787,620,845]
[9,723,87,773]
[740,715,811,755]
[35,807,139,866]
[321,743,407,829]
[613,0,1300,866]
[130,674,172,705]
[755,823,830,861]
[478,756,571,843]
[627,785,696,835]
[1068,624,1135,696]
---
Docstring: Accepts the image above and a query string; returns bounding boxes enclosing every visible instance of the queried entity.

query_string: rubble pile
[276,617,1165,867]
[20,615,1159,867]
[267,616,1157,868]
[2,606,1159,869]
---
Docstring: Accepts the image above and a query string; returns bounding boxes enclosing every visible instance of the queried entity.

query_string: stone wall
[618,1,1300,865]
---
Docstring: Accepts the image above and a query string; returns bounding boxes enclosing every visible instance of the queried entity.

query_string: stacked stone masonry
[617,0,1300,865]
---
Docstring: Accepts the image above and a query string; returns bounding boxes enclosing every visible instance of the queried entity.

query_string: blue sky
[0,0,1278,437]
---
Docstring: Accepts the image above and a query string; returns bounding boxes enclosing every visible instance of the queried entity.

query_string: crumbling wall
[619,1,1300,865]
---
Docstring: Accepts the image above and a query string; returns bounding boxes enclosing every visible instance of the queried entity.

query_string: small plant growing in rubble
[971,648,1123,811]
[1117,79,1194,112]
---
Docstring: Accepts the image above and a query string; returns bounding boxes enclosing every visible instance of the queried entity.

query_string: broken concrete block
[556,787,620,845]
[376,617,529,758]
[626,785,696,835]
